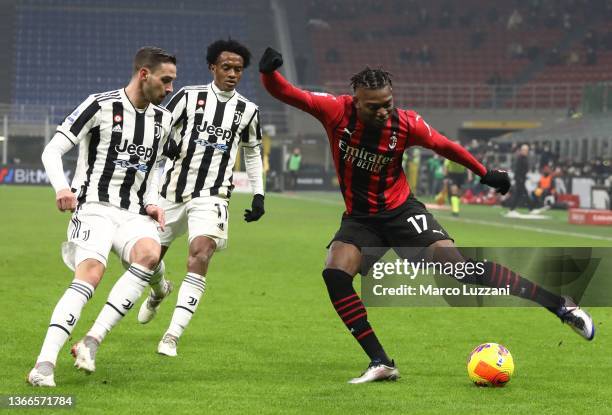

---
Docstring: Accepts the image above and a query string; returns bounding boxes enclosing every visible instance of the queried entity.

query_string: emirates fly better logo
[338,140,393,173]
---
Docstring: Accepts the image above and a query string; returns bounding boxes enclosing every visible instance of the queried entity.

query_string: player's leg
[138,198,187,324]
[28,204,112,386]
[158,196,227,356]
[428,239,595,340]
[324,241,399,384]
[137,245,173,323]
[74,210,163,372]
[158,235,215,356]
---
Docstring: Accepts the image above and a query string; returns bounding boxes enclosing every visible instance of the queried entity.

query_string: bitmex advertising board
[0,165,71,186]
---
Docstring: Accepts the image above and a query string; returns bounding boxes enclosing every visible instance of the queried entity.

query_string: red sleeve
[407,111,487,177]
[261,71,344,127]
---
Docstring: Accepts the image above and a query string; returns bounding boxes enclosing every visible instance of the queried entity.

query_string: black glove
[244,194,265,222]
[480,169,511,195]
[259,47,283,73]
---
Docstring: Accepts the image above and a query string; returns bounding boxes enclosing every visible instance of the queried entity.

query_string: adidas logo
[112,124,123,133]
[217,223,224,231]
[195,107,205,114]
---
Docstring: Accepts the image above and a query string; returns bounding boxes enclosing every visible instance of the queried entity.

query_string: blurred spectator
[418,7,430,27]
[507,9,523,30]
[546,47,562,65]
[566,50,580,65]
[486,71,503,86]
[487,7,499,24]
[287,148,302,191]
[506,144,536,216]
[508,42,525,59]
[532,165,555,208]
[470,26,485,49]
[562,12,572,31]
[417,44,433,66]
[427,155,444,195]
[585,46,597,65]
[458,9,476,28]
[539,143,556,168]
[526,44,541,61]
[545,8,558,28]
[399,47,412,64]
[583,30,599,49]
[438,2,453,28]
[526,6,540,27]
[325,48,340,63]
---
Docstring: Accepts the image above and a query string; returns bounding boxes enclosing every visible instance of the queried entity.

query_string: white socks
[87,264,152,342]
[37,280,95,365]
[166,272,207,338]
[148,261,169,298]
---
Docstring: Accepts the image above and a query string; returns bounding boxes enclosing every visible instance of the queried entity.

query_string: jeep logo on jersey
[115,140,154,160]
[196,120,233,140]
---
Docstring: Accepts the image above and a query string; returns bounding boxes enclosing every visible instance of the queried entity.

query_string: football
[467,343,514,387]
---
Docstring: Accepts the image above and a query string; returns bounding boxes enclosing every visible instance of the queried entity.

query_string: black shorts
[328,194,453,274]
[447,172,467,188]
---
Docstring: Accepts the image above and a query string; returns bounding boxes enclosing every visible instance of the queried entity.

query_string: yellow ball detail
[467,343,514,387]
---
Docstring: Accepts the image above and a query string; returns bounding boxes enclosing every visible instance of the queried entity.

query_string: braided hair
[350,67,392,91]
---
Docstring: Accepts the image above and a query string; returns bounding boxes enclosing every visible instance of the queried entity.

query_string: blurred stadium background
[1,0,611,221]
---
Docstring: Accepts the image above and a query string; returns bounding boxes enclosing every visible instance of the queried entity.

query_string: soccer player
[258,47,595,384]
[28,47,177,387]
[444,157,468,216]
[506,144,536,217]
[132,38,264,357]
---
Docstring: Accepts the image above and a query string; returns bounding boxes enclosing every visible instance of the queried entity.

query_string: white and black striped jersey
[56,89,173,214]
[160,82,262,202]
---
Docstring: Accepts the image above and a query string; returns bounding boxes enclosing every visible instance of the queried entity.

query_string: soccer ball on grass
[467,342,514,387]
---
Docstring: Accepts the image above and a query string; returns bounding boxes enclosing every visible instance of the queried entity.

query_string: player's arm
[42,95,101,211]
[409,113,510,194]
[259,47,343,126]
[162,88,187,160]
[241,108,265,223]
[143,114,175,230]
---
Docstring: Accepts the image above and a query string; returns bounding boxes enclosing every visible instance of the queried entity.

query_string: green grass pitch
[1,186,611,414]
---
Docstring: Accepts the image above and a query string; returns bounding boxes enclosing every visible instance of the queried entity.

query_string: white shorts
[62,202,160,271]
[158,196,229,251]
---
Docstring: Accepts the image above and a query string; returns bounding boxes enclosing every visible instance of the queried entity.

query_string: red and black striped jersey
[261,71,487,216]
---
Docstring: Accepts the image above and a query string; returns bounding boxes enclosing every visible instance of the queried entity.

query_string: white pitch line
[270,193,612,242]
[442,215,612,242]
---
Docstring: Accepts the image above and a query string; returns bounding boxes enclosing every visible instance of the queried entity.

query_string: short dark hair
[206,38,251,68]
[133,46,176,73]
[350,67,393,91]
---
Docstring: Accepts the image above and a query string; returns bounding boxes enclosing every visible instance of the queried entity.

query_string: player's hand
[259,47,283,73]
[56,188,77,212]
[480,169,511,195]
[244,194,265,222]
[146,204,166,231]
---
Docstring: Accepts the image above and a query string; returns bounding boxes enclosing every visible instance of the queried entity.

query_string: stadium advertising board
[0,165,72,186]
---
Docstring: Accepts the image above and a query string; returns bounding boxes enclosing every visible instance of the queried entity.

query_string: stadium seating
[12,0,255,122]
[302,0,612,108]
